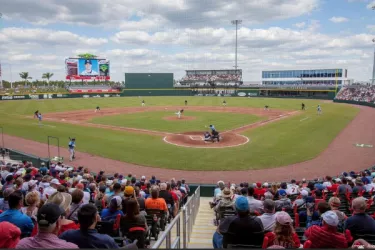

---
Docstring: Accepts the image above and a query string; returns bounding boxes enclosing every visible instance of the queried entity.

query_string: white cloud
[367,24,375,32]
[329,16,349,23]
[367,1,375,9]
[294,22,306,28]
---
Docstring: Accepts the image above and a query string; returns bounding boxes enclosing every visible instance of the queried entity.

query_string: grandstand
[179,69,243,86]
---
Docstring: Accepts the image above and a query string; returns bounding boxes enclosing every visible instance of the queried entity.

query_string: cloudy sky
[0,0,375,82]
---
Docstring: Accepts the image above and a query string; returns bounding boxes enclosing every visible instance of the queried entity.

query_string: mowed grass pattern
[0,97,360,171]
[91,111,262,133]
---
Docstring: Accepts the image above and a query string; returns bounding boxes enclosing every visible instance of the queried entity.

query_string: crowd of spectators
[0,159,190,249]
[181,74,242,82]
[335,86,375,103]
[211,168,375,249]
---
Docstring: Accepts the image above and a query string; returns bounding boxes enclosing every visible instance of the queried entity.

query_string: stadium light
[231,20,242,70]
[372,39,375,85]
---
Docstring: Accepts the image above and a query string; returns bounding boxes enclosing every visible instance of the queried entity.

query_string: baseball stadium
[1,1,375,249]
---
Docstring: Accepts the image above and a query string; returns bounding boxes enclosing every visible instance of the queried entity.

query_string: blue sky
[0,0,374,82]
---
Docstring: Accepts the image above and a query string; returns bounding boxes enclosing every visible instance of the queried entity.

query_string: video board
[65,58,110,80]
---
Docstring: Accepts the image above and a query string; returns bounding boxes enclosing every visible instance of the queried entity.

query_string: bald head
[352,197,367,213]
[160,183,167,190]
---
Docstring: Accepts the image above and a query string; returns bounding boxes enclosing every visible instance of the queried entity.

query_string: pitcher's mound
[163,116,196,121]
[163,131,249,148]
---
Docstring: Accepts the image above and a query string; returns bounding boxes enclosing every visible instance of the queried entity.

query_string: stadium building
[262,69,350,86]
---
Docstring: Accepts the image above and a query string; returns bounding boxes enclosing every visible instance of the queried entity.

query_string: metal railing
[152,186,201,249]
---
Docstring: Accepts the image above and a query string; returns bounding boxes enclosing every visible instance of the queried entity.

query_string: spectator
[42,179,60,201]
[120,198,148,235]
[105,183,123,203]
[122,185,135,214]
[0,221,21,248]
[304,211,348,248]
[328,197,347,232]
[214,188,235,213]
[100,196,124,221]
[247,187,264,214]
[145,186,168,213]
[21,191,40,221]
[338,178,353,194]
[0,190,33,238]
[94,185,106,208]
[275,190,292,211]
[306,201,330,228]
[3,175,14,191]
[1,187,14,211]
[59,204,119,248]
[254,182,267,198]
[159,182,175,216]
[46,191,79,235]
[212,196,264,248]
[75,183,90,204]
[259,199,279,232]
[210,181,225,208]
[67,189,84,221]
[265,211,300,248]
[345,197,375,239]
[135,186,146,212]
[286,180,299,195]
[293,190,308,208]
[16,203,78,249]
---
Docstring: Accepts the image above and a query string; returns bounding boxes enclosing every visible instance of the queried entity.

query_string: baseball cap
[306,196,315,203]
[110,196,122,208]
[141,176,146,180]
[37,203,64,227]
[276,211,293,225]
[322,211,339,227]
[278,190,287,197]
[50,179,60,185]
[235,196,249,212]
[0,221,21,248]
[5,175,13,182]
[301,190,308,197]
[84,59,92,64]
[75,183,84,190]
[256,182,262,188]
[125,186,134,196]
[263,182,269,188]
[28,180,38,187]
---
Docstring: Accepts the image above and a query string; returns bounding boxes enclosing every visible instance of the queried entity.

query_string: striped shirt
[16,232,78,249]
[304,225,348,248]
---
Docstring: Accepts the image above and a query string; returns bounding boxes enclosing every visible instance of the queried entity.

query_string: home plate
[189,136,203,140]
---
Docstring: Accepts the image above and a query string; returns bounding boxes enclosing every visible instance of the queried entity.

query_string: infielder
[264,105,269,111]
[175,109,184,119]
[68,138,76,161]
[142,100,145,107]
[95,106,100,112]
[222,100,227,106]
[37,113,43,125]
[317,105,322,115]
[34,110,39,118]
[301,103,305,111]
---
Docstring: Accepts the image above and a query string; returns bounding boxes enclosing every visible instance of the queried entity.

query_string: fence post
[182,206,187,249]
[0,126,4,149]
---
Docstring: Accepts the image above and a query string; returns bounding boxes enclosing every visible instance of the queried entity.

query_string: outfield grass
[91,111,262,133]
[0,97,360,171]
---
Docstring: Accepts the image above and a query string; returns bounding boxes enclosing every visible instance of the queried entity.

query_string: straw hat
[221,187,233,198]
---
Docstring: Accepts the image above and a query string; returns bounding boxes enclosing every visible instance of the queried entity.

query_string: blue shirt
[345,213,375,237]
[0,209,34,237]
[60,229,119,249]
[68,141,75,149]
[100,209,123,222]
[210,125,216,132]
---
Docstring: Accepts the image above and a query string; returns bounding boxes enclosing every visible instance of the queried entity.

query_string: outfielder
[68,138,76,161]
[141,100,145,107]
[264,105,269,111]
[175,109,184,119]
[317,105,322,115]
[95,106,100,112]
[222,100,227,106]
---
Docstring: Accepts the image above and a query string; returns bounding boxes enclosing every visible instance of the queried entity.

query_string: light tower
[372,39,375,85]
[231,20,242,70]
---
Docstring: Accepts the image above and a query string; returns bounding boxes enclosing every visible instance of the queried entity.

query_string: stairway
[188,197,216,248]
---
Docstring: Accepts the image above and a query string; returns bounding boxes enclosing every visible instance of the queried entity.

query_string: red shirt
[304,225,348,248]
[327,184,339,192]
[254,188,267,198]
[265,232,300,248]
[58,221,79,236]
[169,191,178,202]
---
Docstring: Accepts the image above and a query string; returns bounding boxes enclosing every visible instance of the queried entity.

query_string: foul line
[32,123,56,128]
[300,117,309,122]
[163,134,250,149]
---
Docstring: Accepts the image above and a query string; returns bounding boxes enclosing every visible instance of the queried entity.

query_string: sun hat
[322,211,339,227]
[221,187,233,198]
[276,211,293,225]
[46,191,72,212]
[235,196,249,212]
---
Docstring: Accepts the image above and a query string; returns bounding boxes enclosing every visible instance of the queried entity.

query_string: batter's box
[189,135,204,140]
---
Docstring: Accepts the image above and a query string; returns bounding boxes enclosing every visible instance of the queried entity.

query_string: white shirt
[83,191,90,204]
[55,165,67,172]
[286,184,299,195]
[81,70,98,76]
[22,182,30,192]
[323,181,332,188]
[42,186,57,201]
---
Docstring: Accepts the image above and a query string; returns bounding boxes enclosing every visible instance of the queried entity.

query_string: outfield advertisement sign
[0,93,121,100]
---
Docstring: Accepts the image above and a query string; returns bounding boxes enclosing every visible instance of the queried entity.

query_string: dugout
[125,73,173,89]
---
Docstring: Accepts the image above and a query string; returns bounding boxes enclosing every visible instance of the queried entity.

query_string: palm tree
[42,72,54,87]
[19,72,32,87]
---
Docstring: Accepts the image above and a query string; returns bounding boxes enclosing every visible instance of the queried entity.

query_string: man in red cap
[254,183,267,198]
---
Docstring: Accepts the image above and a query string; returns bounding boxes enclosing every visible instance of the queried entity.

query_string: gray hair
[160,183,167,190]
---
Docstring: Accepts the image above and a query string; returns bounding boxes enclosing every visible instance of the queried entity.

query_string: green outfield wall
[125,73,173,89]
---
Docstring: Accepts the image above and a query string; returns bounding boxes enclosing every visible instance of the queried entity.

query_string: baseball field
[0,97,366,178]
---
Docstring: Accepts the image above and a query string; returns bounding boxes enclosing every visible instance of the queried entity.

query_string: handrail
[152,186,201,249]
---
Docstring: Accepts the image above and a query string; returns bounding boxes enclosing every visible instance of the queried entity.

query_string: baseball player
[80,59,98,76]
[68,138,76,161]
[141,100,145,107]
[301,103,305,111]
[211,130,220,142]
[175,109,184,119]
[264,105,269,111]
[34,110,39,118]
[37,113,43,125]
[317,105,322,115]
[203,132,212,142]
[222,100,227,106]
[185,100,188,106]
[95,106,100,112]
[209,125,216,132]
